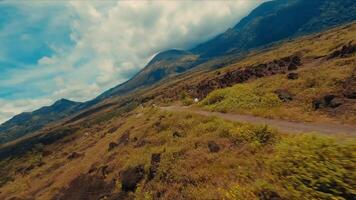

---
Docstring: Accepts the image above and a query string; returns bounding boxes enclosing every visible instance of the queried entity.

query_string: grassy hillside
[0,107,354,200]
[150,23,356,124]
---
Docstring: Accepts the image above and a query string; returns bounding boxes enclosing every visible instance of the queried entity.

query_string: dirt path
[161,106,356,137]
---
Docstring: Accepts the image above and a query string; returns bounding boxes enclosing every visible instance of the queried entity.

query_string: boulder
[67,152,82,160]
[53,174,115,200]
[275,89,293,102]
[208,141,220,153]
[257,189,283,200]
[328,42,356,59]
[312,94,342,110]
[120,165,145,192]
[173,130,183,138]
[117,131,130,146]
[148,153,161,181]
[287,72,298,80]
[343,76,356,99]
[108,142,118,151]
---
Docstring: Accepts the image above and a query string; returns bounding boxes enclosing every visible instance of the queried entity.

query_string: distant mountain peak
[148,49,193,65]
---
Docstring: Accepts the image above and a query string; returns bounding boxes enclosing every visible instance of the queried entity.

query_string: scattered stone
[208,141,220,153]
[148,153,161,181]
[107,191,134,200]
[120,165,145,192]
[108,126,119,134]
[275,89,293,102]
[42,150,52,157]
[287,63,298,70]
[312,94,342,110]
[173,130,183,138]
[343,76,356,99]
[67,152,82,160]
[108,142,118,151]
[257,189,283,200]
[53,174,115,200]
[287,72,298,80]
[117,131,130,146]
[312,99,323,110]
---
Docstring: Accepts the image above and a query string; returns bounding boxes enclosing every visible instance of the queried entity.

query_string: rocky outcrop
[148,153,161,181]
[287,72,299,80]
[120,165,145,192]
[187,55,302,99]
[312,95,342,110]
[53,174,115,200]
[328,42,356,59]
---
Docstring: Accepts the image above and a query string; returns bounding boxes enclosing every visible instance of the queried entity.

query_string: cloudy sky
[0,0,264,123]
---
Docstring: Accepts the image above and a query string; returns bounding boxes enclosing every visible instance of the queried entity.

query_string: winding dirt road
[161,106,356,137]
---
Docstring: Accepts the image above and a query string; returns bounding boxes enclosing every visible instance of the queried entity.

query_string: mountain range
[1,0,356,145]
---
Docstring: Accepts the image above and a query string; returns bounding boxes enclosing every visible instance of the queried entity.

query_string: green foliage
[228,124,278,145]
[180,91,194,106]
[269,135,356,199]
[200,84,282,114]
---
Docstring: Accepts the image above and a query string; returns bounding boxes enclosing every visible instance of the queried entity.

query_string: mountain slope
[1,0,356,146]
[0,99,82,145]
[96,49,199,100]
[192,0,356,57]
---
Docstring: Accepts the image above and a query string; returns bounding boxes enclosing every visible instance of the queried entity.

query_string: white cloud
[0,0,264,124]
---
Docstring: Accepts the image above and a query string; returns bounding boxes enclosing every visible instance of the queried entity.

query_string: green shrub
[200,84,282,114]
[269,135,356,199]
[229,124,279,145]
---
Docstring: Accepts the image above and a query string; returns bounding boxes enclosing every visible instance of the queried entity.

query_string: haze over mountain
[1,0,356,145]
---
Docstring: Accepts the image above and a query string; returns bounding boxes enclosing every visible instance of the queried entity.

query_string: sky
[0,0,264,124]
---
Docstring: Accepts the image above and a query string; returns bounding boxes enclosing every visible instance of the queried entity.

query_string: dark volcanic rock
[287,72,299,80]
[257,189,283,200]
[313,94,342,110]
[118,131,130,146]
[120,165,145,192]
[108,142,118,151]
[275,89,293,102]
[208,141,220,153]
[173,130,183,138]
[67,152,82,160]
[343,75,356,99]
[148,153,161,181]
[185,55,302,99]
[53,174,115,200]
[328,42,356,59]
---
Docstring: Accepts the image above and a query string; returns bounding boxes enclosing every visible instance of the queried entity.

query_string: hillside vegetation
[0,15,355,200]
[0,107,354,200]
[152,23,356,124]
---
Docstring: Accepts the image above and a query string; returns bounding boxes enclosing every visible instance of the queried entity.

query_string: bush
[200,84,282,114]
[269,135,356,199]
[229,124,279,145]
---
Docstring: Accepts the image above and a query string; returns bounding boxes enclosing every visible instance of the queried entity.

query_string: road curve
[160,106,356,137]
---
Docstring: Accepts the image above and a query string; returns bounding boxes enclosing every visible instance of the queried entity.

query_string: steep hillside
[0,99,82,145]
[192,0,356,57]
